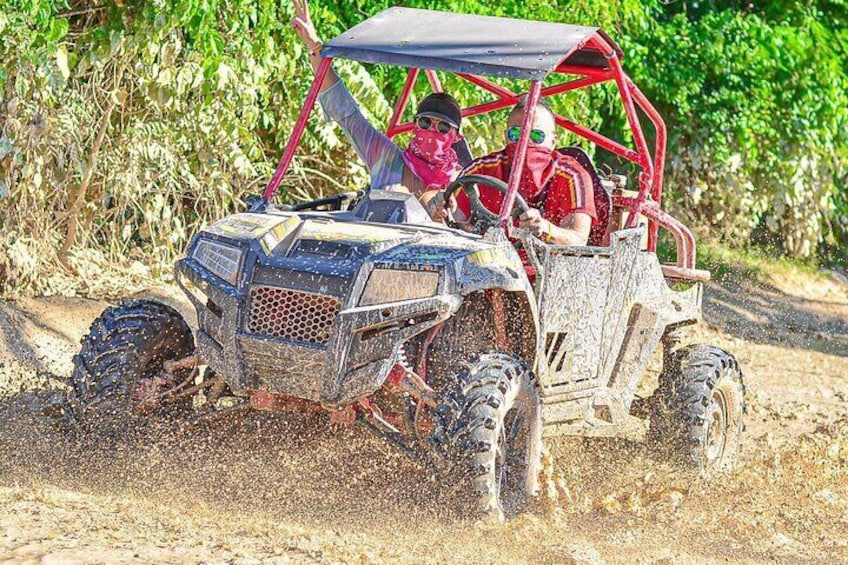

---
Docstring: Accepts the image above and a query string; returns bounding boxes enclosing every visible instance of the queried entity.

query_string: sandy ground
[0,268,846,564]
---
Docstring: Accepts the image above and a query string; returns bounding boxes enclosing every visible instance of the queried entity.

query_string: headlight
[192,239,244,285]
[359,268,440,306]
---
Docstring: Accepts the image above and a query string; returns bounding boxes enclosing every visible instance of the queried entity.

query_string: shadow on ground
[703,272,848,357]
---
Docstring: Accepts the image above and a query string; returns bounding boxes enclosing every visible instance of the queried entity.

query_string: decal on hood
[379,245,464,263]
[261,217,301,254]
[206,213,294,239]
[299,221,415,245]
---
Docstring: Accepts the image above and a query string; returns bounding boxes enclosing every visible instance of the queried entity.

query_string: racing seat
[452,137,474,167]
[557,146,611,246]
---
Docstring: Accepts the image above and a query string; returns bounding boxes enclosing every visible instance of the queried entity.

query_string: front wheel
[651,344,746,474]
[66,299,196,435]
[430,352,542,522]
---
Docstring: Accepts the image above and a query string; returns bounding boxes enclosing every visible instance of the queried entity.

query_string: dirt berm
[0,267,846,564]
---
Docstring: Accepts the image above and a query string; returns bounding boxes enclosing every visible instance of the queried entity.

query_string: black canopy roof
[321,8,621,81]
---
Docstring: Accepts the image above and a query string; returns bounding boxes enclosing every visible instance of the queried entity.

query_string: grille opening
[247,286,341,345]
[545,331,570,373]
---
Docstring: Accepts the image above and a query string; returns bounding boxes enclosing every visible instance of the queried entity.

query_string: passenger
[429,96,596,246]
[292,0,464,214]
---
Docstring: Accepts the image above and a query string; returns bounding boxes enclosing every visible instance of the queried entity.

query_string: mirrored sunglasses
[507,126,546,144]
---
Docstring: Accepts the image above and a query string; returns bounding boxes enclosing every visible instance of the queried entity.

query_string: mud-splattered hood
[179,210,534,403]
[202,212,436,258]
[194,211,529,296]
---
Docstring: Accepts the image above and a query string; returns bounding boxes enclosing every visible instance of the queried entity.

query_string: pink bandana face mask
[402,126,462,189]
[506,142,556,202]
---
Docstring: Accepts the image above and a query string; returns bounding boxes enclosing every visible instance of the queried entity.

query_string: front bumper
[177,259,459,405]
[239,294,458,403]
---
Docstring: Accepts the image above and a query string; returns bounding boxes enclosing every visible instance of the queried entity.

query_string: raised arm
[291,0,401,186]
[291,0,339,94]
[319,81,400,175]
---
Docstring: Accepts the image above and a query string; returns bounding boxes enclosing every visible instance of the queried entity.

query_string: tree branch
[58,61,127,271]
[56,5,108,18]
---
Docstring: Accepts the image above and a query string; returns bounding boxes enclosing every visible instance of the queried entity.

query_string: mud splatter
[0,268,846,563]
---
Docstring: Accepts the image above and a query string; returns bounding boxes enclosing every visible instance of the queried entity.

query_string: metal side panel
[541,396,590,426]
[634,253,702,325]
[595,229,644,386]
[537,252,610,390]
[607,305,666,410]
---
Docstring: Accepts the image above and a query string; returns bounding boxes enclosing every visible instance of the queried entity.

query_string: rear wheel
[67,299,196,435]
[430,352,542,522]
[651,344,745,473]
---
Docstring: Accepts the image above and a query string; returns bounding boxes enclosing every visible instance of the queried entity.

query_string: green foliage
[0,0,846,294]
[0,0,376,293]
[696,240,823,284]
[632,5,848,258]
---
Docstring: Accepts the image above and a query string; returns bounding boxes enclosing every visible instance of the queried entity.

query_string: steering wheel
[442,174,530,234]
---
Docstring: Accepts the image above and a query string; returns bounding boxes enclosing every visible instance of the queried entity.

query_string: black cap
[415,92,462,129]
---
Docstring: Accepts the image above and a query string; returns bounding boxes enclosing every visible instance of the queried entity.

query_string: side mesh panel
[247,286,341,345]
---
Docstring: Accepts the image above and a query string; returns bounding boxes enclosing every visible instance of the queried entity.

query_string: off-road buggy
[62,8,745,521]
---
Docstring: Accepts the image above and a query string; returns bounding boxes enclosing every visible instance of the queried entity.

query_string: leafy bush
[632,5,848,258]
[0,0,380,293]
[1,0,845,295]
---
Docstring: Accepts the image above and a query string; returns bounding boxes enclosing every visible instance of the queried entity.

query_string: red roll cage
[263,9,700,275]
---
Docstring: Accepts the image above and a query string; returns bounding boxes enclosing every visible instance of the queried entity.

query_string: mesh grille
[247,286,341,345]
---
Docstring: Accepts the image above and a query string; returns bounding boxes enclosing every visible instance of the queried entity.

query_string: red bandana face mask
[402,126,462,189]
[506,142,556,201]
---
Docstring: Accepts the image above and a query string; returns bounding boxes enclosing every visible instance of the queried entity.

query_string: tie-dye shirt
[318,81,406,190]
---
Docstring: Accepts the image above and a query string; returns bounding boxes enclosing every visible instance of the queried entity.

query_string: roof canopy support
[500,80,543,222]
[425,69,443,92]
[263,57,332,200]
[387,68,420,137]
[389,70,644,171]
[261,8,691,266]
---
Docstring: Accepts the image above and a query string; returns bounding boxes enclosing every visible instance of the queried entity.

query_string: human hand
[291,0,321,49]
[420,190,456,223]
[518,208,550,238]
[384,184,411,194]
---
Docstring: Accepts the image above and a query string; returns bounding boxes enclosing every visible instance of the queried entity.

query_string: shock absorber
[387,346,437,408]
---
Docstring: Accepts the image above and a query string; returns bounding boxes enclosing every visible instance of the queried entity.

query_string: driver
[438,97,596,245]
[292,0,464,199]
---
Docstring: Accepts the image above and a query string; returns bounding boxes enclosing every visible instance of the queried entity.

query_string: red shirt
[455,149,597,226]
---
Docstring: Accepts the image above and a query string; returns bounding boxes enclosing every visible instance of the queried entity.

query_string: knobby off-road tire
[426,296,495,392]
[430,352,542,522]
[68,299,195,435]
[652,344,745,474]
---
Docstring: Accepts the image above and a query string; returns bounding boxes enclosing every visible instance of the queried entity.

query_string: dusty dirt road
[0,268,846,564]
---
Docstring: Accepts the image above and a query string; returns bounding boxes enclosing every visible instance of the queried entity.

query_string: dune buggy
[62,8,745,521]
